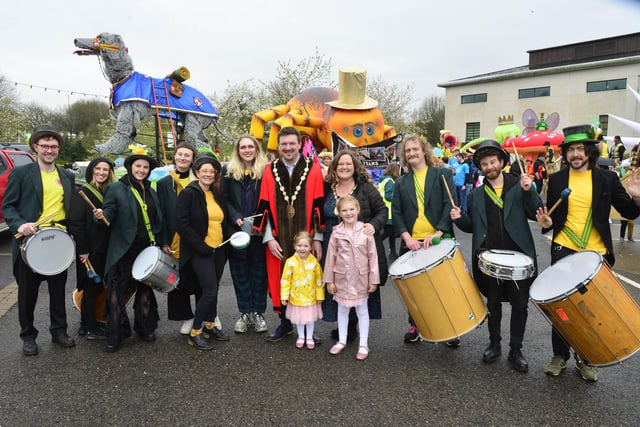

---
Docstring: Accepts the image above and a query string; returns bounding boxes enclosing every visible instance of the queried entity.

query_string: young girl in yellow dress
[280,231,324,350]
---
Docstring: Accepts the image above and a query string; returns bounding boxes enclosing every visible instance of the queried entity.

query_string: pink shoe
[296,338,305,349]
[330,342,346,355]
[306,338,315,350]
[356,345,369,360]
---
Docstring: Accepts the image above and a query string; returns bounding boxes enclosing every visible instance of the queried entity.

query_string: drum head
[530,251,602,302]
[479,250,533,268]
[230,231,250,249]
[132,246,161,281]
[389,239,456,278]
[22,228,75,275]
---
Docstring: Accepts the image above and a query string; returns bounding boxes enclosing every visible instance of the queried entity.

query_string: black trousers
[105,246,159,346]
[187,251,225,330]
[14,256,68,341]
[550,243,614,359]
[171,248,226,321]
[483,274,532,350]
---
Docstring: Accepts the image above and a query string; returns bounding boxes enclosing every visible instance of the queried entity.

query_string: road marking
[0,282,18,318]
[617,273,640,290]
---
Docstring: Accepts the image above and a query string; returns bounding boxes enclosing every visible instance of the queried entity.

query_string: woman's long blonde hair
[225,134,267,181]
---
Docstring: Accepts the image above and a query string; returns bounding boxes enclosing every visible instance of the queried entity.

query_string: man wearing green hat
[537,124,640,382]
[1,124,76,356]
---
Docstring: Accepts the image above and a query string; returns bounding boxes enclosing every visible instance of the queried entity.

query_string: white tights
[296,322,315,340]
[337,302,369,347]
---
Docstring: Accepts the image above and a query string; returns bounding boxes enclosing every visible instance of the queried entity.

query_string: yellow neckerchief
[169,169,193,257]
[203,190,224,248]
[39,169,66,229]
[484,184,503,208]
[130,186,155,245]
[553,169,606,254]
[83,183,103,203]
[411,167,436,240]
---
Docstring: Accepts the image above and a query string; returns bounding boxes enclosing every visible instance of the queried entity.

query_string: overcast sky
[2,0,639,111]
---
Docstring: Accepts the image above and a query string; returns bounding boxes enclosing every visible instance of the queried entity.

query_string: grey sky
[2,0,639,111]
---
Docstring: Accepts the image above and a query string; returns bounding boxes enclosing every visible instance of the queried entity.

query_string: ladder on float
[151,80,178,165]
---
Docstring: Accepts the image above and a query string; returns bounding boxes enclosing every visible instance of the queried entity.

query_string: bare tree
[410,94,445,146]
[0,74,18,102]
[367,75,415,130]
[262,48,335,105]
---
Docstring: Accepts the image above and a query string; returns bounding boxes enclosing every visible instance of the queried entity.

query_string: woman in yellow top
[176,153,231,350]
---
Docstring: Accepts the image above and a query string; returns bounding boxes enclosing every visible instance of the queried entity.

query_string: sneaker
[575,361,598,382]
[404,325,420,343]
[252,313,268,333]
[234,313,252,333]
[544,355,567,376]
[180,319,194,335]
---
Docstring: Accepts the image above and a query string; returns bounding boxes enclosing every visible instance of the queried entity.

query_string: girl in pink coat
[324,196,380,360]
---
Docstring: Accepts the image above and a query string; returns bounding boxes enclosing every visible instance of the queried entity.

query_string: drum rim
[21,227,75,275]
[131,246,163,281]
[388,240,457,278]
[478,249,534,268]
[530,250,603,303]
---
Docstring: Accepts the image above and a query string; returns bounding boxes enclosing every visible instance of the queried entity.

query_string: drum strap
[483,185,503,209]
[413,173,424,206]
[130,187,156,245]
[82,183,103,204]
[561,206,593,249]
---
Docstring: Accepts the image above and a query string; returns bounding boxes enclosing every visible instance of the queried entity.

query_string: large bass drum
[389,239,487,342]
[530,251,640,366]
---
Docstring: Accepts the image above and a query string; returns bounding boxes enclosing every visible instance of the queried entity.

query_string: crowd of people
[3,122,640,379]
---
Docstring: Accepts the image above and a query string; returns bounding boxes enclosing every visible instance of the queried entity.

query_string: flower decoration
[128,143,150,155]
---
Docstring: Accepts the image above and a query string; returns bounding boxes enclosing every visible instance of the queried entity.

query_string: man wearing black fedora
[1,124,76,355]
[537,124,640,381]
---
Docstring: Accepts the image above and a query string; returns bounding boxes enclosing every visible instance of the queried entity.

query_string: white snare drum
[131,246,179,293]
[478,250,535,281]
[20,227,75,275]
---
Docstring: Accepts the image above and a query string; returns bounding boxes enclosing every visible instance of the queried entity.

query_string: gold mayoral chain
[272,158,310,219]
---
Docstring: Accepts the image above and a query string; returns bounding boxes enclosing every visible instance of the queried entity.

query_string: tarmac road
[1,221,639,426]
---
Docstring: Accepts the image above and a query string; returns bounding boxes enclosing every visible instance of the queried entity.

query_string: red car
[0,146,36,233]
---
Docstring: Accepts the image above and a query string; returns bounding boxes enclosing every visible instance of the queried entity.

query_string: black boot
[265,318,293,342]
[482,342,501,363]
[508,348,529,373]
[188,333,214,350]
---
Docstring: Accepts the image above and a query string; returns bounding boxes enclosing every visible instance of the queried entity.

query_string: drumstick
[85,259,97,275]
[441,175,456,208]
[14,211,58,239]
[79,190,110,226]
[511,143,526,176]
[538,188,571,226]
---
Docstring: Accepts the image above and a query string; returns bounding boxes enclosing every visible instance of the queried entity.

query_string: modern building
[438,32,640,143]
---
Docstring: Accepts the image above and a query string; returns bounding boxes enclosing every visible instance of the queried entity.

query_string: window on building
[518,86,551,99]
[599,114,609,136]
[465,122,480,141]
[461,93,487,104]
[586,78,626,92]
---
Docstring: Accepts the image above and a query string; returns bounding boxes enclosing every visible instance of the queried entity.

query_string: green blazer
[101,178,163,274]
[392,166,456,238]
[1,162,75,264]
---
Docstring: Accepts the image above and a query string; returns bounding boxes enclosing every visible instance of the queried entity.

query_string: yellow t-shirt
[411,167,436,240]
[39,169,66,229]
[493,185,503,198]
[553,170,606,254]
[203,191,224,248]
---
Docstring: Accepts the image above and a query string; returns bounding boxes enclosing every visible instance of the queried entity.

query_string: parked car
[0,147,36,233]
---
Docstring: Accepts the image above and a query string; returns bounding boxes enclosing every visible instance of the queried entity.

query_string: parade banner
[331,131,402,183]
